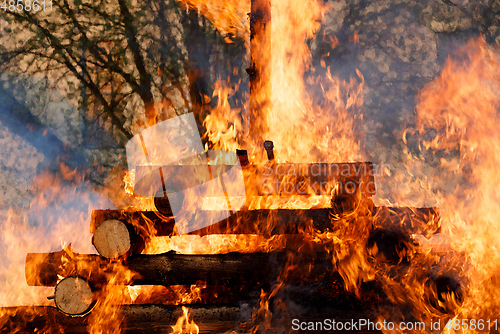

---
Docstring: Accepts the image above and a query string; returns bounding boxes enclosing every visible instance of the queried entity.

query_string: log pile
[1,0,485,328]
[17,145,452,333]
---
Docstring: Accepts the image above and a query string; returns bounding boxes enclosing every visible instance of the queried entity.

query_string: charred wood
[372,206,441,237]
[26,251,335,287]
[366,228,412,265]
[91,206,440,238]
[263,140,274,161]
[0,304,242,334]
[0,304,386,333]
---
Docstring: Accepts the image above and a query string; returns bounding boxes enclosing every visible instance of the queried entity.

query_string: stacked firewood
[19,142,462,333]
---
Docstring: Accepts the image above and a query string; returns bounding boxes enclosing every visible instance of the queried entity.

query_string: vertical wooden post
[247,0,271,155]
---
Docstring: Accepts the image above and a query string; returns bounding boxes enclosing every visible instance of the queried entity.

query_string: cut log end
[154,189,183,216]
[425,275,463,314]
[92,219,131,259]
[54,276,94,316]
[366,228,411,265]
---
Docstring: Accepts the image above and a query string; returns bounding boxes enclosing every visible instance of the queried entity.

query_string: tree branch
[17,10,133,142]
[118,0,156,125]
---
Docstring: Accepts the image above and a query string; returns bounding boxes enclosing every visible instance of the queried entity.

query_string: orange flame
[412,37,500,322]
[265,0,361,162]
[356,37,500,329]
[171,306,199,334]
[178,0,250,43]
[199,0,364,163]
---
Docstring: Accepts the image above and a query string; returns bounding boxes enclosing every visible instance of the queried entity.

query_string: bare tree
[0,0,203,146]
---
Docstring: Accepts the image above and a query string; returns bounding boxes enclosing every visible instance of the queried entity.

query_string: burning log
[25,251,335,287]
[189,208,333,235]
[92,219,135,259]
[0,304,243,333]
[366,228,412,265]
[425,275,463,314]
[53,276,95,316]
[90,209,174,236]
[92,207,440,238]
[372,206,441,237]
[89,207,440,260]
[0,304,389,333]
[153,188,184,217]
[91,208,335,237]
[365,206,441,265]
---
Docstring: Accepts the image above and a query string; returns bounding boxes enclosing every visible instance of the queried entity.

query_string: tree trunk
[247,0,272,150]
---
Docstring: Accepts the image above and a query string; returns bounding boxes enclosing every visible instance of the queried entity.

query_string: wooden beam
[91,206,440,238]
[25,250,334,287]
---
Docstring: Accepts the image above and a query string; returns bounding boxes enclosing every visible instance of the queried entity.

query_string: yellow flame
[171,306,199,334]
[178,0,250,43]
